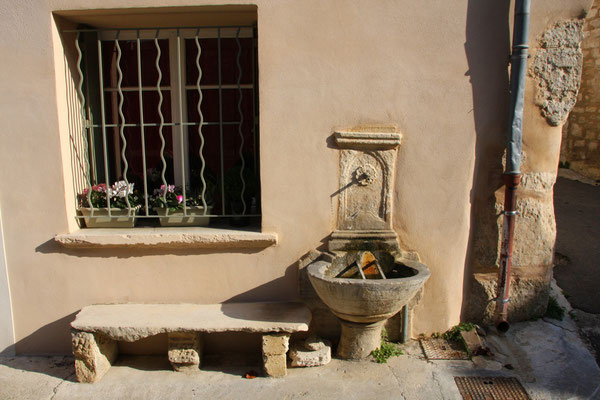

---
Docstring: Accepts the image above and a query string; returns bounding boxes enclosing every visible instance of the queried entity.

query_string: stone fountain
[305,125,430,359]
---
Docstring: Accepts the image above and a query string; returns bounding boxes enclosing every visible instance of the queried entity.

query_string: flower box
[154,206,213,227]
[79,208,138,228]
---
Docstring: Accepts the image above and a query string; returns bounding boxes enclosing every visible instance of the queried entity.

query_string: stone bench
[70,302,311,383]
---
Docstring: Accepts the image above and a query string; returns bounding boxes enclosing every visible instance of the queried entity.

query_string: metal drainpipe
[494,0,530,333]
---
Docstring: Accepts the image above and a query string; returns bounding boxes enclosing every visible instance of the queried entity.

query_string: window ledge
[54,227,277,249]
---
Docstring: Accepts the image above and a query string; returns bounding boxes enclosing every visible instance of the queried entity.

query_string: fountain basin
[307,251,430,359]
[307,252,430,324]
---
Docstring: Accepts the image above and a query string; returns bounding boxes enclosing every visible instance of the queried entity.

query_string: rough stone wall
[531,20,584,127]
[466,169,558,325]
[562,1,600,180]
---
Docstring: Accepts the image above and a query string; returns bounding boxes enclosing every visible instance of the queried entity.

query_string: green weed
[442,322,476,342]
[371,329,403,363]
[545,296,565,321]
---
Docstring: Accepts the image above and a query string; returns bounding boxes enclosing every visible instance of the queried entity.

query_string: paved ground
[553,170,600,365]
[1,302,599,400]
[553,173,600,313]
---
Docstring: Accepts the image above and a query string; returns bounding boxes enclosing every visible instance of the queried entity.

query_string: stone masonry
[71,330,118,383]
[261,333,290,378]
[167,332,202,372]
[562,1,600,180]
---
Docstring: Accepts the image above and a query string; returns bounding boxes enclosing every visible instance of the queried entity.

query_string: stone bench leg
[262,333,290,378]
[168,332,202,372]
[71,329,118,383]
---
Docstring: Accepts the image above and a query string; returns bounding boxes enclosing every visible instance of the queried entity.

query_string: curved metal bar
[136,30,150,215]
[97,32,112,218]
[155,32,168,208]
[75,32,94,216]
[217,28,226,215]
[115,35,132,213]
[235,28,247,215]
[176,29,187,216]
[195,31,208,214]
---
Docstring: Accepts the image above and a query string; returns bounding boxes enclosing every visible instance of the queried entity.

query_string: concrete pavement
[554,170,600,366]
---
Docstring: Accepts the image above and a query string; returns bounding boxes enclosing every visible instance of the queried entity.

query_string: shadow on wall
[460,0,511,321]
[226,237,339,342]
[224,261,302,304]
[13,312,78,358]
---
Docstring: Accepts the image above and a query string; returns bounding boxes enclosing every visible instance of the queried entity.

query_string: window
[63,14,260,229]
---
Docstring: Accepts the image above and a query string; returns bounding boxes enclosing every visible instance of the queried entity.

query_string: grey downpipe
[494,0,530,333]
[401,305,408,343]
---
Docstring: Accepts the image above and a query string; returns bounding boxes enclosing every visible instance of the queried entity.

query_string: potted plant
[77,181,142,228]
[151,184,214,227]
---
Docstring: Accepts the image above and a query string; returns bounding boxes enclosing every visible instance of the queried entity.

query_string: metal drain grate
[420,338,470,360]
[455,377,531,400]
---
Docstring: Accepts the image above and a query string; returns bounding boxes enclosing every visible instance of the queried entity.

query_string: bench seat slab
[71,302,310,341]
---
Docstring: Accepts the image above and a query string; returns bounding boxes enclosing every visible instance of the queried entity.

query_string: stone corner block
[71,329,118,383]
[263,353,287,378]
[289,340,331,367]
[168,332,202,372]
[261,333,290,356]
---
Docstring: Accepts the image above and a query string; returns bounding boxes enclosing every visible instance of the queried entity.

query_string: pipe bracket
[501,210,519,216]
[492,297,511,304]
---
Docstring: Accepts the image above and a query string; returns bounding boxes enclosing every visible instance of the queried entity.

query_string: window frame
[66,23,261,229]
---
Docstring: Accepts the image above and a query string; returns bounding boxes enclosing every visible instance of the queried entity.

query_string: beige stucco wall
[0,0,590,354]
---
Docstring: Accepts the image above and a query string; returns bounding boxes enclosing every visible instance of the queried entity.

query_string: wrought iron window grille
[63,25,260,228]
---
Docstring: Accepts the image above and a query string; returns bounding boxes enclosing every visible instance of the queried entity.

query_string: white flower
[111,180,134,198]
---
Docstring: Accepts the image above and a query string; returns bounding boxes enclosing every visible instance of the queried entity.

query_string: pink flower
[176,195,183,204]
[92,184,107,193]
[159,184,176,194]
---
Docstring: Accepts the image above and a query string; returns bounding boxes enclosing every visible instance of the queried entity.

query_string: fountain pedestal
[337,320,385,359]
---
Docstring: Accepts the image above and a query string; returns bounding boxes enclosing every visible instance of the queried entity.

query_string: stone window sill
[54,227,277,249]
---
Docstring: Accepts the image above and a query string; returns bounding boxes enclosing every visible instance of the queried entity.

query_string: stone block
[263,353,287,377]
[168,332,202,372]
[72,330,118,383]
[569,122,582,137]
[289,340,331,367]
[262,333,289,355]
[472,355,503,371]
[590,18,600,29]
[460,330,483,354]
[304,334,326,351]
[465,273,551,325]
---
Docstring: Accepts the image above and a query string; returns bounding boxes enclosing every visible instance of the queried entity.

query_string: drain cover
[420,338,469,360]
[455,377,531,400]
